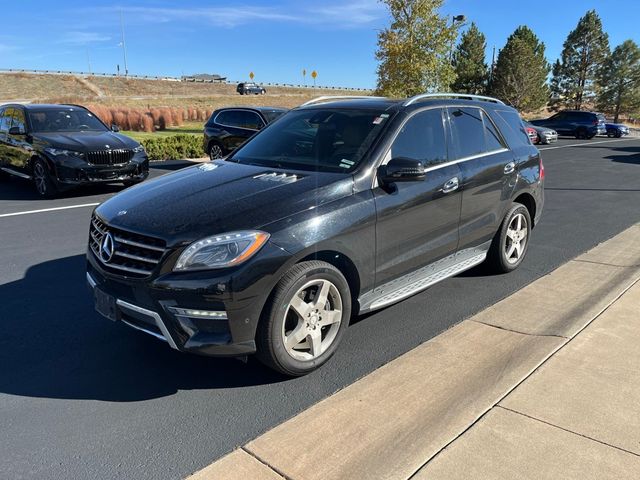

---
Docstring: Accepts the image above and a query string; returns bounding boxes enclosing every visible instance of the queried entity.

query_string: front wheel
[256,261,351,376]
[487,203,531,273]
[32,158,58,198]
[208,142,225,160]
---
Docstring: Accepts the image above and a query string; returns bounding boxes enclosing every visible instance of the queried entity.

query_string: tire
[487,203,532,273]
[256,261,352,376]
[261,89,266,95]
[208,141,225,160]
[575,128,587,139]
[615,132,622,138]
[587,133,596,139]
[32,158,58,198]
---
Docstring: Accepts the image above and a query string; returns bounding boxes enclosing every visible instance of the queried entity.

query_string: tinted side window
[492,109,530,147]
[448,107,486,159]
[389,108,447,167]
[237,111,264,130]
[0,108,12,136]
[215,110,240,127]
[11,108,26,133]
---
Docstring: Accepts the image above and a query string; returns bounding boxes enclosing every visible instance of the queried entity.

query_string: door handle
[442,177,459,193]
[504,161,516,174]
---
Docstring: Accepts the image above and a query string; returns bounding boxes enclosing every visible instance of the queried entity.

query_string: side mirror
[9,126,25,136]
[378,157,425,183]
[111,124,120,132]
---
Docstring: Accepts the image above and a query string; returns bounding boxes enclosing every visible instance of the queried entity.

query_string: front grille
[89,215,166,278]
[87,149,134,166]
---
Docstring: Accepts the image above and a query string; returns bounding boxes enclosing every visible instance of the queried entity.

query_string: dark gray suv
[88,93,544,376]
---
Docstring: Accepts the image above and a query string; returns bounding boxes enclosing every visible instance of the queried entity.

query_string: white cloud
[59,31,112,45]
[88,1,385,29]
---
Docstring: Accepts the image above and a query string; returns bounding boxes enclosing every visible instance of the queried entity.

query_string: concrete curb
[186,223,640,480]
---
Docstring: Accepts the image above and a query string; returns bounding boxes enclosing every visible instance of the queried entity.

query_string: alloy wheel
[281,279,343,361]
[504,213,528,264]
[209,144,223,160]
[33,162,47,195]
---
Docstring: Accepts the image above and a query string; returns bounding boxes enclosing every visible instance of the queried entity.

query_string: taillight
[540,157,545,181]
[593,119,598,125]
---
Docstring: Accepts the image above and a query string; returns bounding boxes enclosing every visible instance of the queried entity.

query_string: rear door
[546,112,570,135]
[374,107,462,286]
[449,106,516,252]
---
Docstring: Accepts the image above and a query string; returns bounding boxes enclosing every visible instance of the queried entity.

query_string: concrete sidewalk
[188,224,640,480]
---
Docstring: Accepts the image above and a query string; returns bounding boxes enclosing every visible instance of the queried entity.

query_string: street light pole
[120,9,129,77]
[449,14,466,63]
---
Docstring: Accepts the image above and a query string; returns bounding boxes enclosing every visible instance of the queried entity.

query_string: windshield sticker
[372,113,390,125]
[339,159,354,169]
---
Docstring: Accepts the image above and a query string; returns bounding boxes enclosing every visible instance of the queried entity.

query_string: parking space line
[0,202,100,219]
[538,138,637,151]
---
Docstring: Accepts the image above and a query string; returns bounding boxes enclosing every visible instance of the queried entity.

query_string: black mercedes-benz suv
[87,94,544,376]
[0,104,149,197]
[203,106,287,160]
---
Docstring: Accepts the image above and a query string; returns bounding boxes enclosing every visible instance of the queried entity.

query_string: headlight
[174,231,270,271]
[133,145,145,154]
[45,148,84,158]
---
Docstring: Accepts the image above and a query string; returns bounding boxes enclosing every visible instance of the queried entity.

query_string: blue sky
[1,1,638,88]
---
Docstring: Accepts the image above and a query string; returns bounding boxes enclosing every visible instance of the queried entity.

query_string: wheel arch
[298,250,362,312]
[513,192,536,228]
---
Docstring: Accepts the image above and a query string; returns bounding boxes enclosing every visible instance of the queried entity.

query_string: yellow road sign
[249,71,254,80]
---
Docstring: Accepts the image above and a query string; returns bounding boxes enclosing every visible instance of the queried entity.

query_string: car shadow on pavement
[606,145,640,165]
[0,255,285,402]
[0,177,125,201]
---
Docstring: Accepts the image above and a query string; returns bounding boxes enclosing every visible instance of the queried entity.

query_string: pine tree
[375,0,458,97]
[550,10,610,110]
[452,22,488,94]
[490,26,550,111]
[597,40,640,122]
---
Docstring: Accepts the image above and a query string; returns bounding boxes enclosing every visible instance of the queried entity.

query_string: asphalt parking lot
[1,137,640,480]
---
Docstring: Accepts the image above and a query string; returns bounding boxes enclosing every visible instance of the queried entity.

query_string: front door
[373,107,462,286]
[6,107,32,173]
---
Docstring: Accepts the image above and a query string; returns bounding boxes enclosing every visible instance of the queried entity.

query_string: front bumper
[51,155,149,189]
[86,241,289,357]
[540,132,558,143]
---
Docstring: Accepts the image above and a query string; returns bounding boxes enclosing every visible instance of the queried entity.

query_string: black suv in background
[88,94,544,376]
[530,110,606,139]
[203,107,287,159]
[236,82,266,95]
[0,104,148,197]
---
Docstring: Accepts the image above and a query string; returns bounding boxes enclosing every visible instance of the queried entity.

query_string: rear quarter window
[491,109,530,148]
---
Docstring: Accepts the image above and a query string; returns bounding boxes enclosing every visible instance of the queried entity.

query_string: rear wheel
[487,203,531,273]
[32,158,58,198]
[575,128,587,139]
[256,261,351,376]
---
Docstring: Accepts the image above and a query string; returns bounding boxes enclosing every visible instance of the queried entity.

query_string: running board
[1,167,31,179]
[359,245,489,313]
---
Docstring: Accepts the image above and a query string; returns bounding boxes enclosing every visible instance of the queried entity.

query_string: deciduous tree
[375,0,458,97]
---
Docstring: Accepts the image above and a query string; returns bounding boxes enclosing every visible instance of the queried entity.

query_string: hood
[34,131,138,151]
[95,161,353,246]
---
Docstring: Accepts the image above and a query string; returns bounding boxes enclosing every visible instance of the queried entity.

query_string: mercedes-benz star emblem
[100,232,115,263]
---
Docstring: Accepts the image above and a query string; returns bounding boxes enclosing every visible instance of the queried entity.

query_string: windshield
[28,108,108,133]
[228,108,391,173]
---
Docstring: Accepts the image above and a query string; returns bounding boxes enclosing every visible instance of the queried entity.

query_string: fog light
[167,307,227,320]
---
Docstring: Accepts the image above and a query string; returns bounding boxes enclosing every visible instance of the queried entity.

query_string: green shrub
[141,134,204,160]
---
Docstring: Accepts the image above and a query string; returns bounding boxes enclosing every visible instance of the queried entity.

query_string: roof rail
[301,95,387,106]
[403,93,505,106]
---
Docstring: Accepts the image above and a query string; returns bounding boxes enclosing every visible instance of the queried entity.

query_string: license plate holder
[95,287,118,321]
